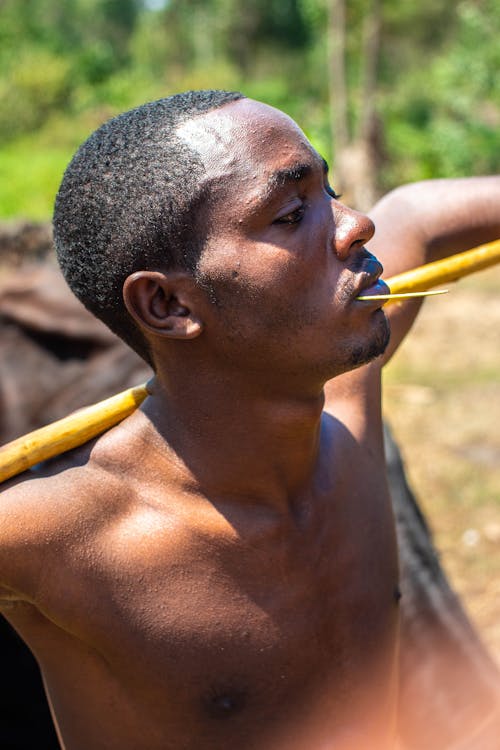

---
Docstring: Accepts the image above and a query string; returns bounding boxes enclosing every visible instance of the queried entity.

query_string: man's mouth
[356,277,391,300]
[347,251,385,298]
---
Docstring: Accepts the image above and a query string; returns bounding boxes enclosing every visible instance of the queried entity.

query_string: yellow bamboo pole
[1,239,500,484]
[0,383,149,483]
[387,239,500,295]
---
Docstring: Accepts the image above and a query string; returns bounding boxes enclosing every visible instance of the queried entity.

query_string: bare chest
[45,460,399,731]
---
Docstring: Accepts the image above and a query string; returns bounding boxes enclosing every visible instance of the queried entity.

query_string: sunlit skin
[1,98,500,749]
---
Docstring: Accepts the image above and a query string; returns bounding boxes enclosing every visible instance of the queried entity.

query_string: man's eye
[326,185,342,200]
[273,206,305,225]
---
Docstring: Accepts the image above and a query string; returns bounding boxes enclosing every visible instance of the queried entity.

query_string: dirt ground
[384,264,500,665]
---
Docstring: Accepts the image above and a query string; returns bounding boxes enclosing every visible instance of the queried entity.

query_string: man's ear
[123,270,203,340]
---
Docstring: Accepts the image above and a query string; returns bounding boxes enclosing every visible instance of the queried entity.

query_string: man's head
[54,91,389,383]
[53,90,244,365]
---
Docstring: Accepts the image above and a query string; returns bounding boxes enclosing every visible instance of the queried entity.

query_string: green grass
[0,100,141,220]
[0,140,71,219]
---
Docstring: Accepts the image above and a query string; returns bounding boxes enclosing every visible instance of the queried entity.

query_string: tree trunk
[327,0,383,211]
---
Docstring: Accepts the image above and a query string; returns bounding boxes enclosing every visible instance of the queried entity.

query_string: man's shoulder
[2,405,149,493]
[0,430,133,606]
[1,431,128,543]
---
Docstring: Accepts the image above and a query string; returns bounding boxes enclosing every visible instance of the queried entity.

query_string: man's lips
[347,252,385,298]
[356,278,390,299]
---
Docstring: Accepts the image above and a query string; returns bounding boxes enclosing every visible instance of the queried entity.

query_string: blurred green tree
[0,0,498,218]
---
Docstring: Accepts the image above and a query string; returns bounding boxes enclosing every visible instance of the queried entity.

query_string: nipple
[204,688,246,719]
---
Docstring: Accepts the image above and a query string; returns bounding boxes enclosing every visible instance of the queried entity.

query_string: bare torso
[3,98,498,749]
[1,402,399,750]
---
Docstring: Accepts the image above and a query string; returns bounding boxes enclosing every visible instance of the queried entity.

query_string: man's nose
[331,204,375,261]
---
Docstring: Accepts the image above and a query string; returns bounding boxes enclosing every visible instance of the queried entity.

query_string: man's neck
[139,372,326,514]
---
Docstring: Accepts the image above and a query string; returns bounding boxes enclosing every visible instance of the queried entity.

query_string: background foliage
[0,0,499,218]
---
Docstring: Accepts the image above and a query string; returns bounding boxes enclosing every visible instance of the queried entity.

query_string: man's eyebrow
[266,162,313,192]
[262,156,328,202]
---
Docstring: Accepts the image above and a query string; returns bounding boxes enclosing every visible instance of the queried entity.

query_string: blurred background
[0,0,499,678]
[1,0,500,218]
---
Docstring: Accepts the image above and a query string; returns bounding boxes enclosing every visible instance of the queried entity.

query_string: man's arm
[0,476,52,607]
[367,176,500,363]
[324,176,500,435]
[0,468,86,609]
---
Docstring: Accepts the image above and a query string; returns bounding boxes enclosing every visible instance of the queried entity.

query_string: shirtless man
[1,90,499,750]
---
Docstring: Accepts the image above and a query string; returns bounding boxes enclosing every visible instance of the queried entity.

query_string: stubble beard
[343,309,391,370]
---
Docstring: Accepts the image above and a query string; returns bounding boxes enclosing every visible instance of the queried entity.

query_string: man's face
[176,99,389,388]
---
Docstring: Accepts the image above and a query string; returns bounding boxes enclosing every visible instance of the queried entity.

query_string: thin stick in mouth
[356,289,449,301]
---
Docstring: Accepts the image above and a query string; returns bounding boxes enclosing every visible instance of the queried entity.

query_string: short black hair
[53,90,244,365]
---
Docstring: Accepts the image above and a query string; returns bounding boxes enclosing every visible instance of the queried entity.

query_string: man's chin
[348,313,391,369]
